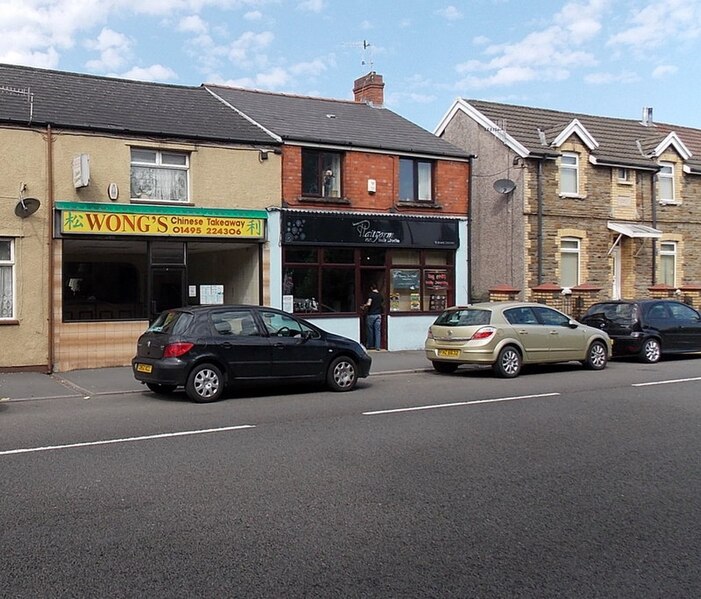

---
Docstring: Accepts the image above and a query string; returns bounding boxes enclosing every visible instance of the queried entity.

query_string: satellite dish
[493,179,516,194]
[15,197,41,218]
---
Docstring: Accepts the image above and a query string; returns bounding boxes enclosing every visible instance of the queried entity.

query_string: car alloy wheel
[186,363,224,403]
[584,340,608,370]
[494,346,522,378]
[641,338,661,363]
[327,356,358,391]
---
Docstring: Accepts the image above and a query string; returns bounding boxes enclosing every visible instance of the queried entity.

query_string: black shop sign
[282,212,459,249]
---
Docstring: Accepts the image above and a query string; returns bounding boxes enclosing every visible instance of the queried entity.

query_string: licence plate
[135,363,153,373]
[437,349,460,358]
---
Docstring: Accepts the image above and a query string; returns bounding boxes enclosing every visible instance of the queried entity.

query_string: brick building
[436,100,701,316]
[207,73,472,350]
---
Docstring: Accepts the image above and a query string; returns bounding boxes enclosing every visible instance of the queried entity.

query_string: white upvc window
[130,148,189,202]
[0,238,15,319]
[657,162,675,203]
[659,241,677,287]
[560,153,579,196]
[560,237,580,288]
[617,167,631,183]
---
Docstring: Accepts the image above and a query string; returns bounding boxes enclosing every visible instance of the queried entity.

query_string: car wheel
[146,383,177,395]
[493,346,522,378]
[584,340,608,370]
[640,338,661,363]
[327,355,358,392]
[185,363,224,403]
[432,361,458,374]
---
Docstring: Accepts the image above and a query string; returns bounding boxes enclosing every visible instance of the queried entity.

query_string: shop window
[302,150,342,198]
[659,241,677,286]
[399,158,433,202]
[130,148,189,202]
[560,237,580,288]
[63,239,148,321]
[0,238,14,319]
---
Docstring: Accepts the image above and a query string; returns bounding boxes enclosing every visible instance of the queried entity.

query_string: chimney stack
[641,106,653,126]
[353,72,384,107]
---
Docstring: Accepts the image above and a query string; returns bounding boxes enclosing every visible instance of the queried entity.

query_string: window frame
[617,167,631,184]
[657,161,675,203]
[0,238,15,320]
[560,237,580,288]
[130,147,190,203]
[559,152,579,197]
[301,149,343,199]
[399,157,434,202]
[659,241,677,287]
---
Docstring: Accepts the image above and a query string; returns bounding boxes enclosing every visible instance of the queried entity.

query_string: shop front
[277,209,468,350]
[53,202,267,371]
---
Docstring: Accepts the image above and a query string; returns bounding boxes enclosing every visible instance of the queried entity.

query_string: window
[302,150,342,198]
[0,238,14,319]
[400,158,433,202]
[617,168,631,183]
[130,148,189,202]
[559,153,579,196]
[389,250,453,312]
[659,241,676,286]
[657,162,675,202]
[533,306,570,326]
[560,237,580,288]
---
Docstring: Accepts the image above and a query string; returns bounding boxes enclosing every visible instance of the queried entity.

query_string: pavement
[0,350,432,402]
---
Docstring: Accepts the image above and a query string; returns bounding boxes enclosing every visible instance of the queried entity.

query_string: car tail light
[471,326,497,341]
[163,342,194,358]
[427,329,434,339]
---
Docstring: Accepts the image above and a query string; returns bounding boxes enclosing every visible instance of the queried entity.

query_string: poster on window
[200,284,224,305]
[392,269,420,289]
[425,269,449,289]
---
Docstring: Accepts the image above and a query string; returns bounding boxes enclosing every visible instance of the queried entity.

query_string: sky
[2,0,701,133]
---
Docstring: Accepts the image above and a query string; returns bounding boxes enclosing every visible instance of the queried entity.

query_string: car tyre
[186,363,224,403]
[493,346,522,378]
[640,338,661,363]
[432,361,458,374]
[146,383,177,395]
[327,355,358,392]
[583,340,608,370]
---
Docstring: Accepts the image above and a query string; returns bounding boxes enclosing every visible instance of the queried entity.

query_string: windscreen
[147,310,193,335]
[434,308,491,326]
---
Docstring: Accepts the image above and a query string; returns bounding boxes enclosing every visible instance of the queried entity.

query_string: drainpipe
[47,124,55,373]
[467,154,476,303]
[651,170,658,285]
[537,158,544,285]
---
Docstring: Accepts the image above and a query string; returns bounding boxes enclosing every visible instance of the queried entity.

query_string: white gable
[551,119,598,150]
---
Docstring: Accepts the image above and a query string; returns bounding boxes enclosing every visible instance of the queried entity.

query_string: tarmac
[0,350,432,402]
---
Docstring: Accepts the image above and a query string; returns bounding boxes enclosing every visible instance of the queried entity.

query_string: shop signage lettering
[61,210,264,239]
[352,220,400,244]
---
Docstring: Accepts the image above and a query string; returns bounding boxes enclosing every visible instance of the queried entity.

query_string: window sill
[298,196,351,205]
[395,201,442,210]
[0,319,19,326]
[658,200,680,206]
[617,180,633,186]
[130,199,193,206]
[559,193,586,200]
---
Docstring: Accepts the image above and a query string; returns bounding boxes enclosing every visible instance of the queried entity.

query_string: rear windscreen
[434,309,491,326]
[147,311,193,334]
[586,303,636,324]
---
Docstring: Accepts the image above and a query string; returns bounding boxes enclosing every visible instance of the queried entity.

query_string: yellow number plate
[136,363,153,373]
[437,349,460,357]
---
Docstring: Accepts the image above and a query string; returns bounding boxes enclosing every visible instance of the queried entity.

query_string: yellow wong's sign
[60,209,265,239]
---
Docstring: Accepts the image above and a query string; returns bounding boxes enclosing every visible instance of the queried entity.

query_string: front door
[150,267,186,320]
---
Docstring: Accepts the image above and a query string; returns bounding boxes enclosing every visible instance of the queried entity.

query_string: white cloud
[227,30,274,65]
[297,0,324,13]
[472,35,490,46]
[290,57,331,77]
[454,0,606,89]
[178,15,208,35]
[584,70,640,84]
[244,10,262,21]
[652,64,678,78]
[115,64,178,82]
[436,6,463,21]
[85,28,132,71]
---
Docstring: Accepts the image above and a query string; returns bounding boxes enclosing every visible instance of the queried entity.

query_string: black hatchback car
[580,299,701,363]
[132,305,372,402]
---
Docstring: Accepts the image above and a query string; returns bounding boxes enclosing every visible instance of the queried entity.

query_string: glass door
[150,267,186,320]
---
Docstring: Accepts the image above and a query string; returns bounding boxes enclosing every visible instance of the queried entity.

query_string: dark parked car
[132,305,372,402]
[581,299,701,363]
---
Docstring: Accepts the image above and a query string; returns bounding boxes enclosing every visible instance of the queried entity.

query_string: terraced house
[436,100,701,316]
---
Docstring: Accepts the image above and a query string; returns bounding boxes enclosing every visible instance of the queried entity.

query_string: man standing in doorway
[364,284,383,350]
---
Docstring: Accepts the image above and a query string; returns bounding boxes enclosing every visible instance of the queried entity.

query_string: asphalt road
[2,357,700,598]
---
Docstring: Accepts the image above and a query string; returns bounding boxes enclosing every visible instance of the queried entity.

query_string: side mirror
[568,319,579,329]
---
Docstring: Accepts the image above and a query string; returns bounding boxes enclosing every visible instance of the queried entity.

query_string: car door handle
[273,343,285,350]
[549,330,559,335]
[517,329,529,334]
[222,342,233,349]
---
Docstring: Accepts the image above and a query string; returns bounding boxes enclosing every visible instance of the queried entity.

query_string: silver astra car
[425,301,612,378]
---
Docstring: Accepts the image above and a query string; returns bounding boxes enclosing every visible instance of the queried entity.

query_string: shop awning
[607,221,662,255]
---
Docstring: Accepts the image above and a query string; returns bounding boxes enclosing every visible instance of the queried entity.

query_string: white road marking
[632,376,701,387]
[363,393,560,415]
[0,425,256,456]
